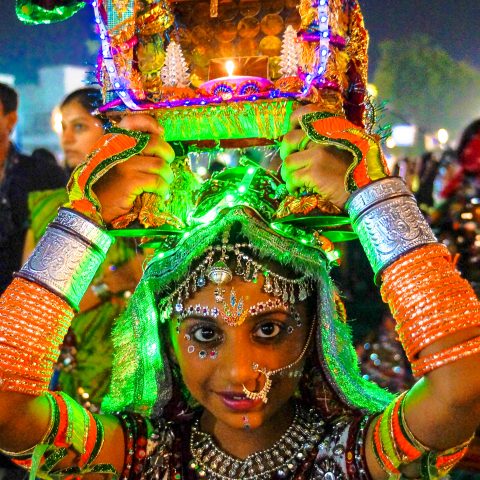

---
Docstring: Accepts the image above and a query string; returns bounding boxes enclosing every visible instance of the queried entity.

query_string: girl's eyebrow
[178,314,219,324]
[177,303,297,326]
[176,305,221,323]
[248,309,291,320]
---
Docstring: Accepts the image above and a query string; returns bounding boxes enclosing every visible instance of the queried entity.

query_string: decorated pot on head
[17,0,369,144]
[18,0,384,239]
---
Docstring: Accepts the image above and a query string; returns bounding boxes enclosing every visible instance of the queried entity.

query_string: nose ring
[242,364,272,404]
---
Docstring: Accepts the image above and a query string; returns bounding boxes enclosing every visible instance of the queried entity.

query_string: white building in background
[15,65,88,157]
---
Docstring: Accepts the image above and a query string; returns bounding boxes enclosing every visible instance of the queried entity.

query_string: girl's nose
[61,127,74,145]
[218,331,261,389]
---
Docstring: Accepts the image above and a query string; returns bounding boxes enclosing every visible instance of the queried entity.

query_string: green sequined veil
[101,167,394,419]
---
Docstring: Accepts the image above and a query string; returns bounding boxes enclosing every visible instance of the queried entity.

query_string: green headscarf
[101,164,394,417]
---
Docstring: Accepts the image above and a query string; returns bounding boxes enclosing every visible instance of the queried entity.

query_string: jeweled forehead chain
[170,244,312,316]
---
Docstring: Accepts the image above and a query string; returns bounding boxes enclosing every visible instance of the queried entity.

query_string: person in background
[431,119,480,295]
[59,87,106,175]
[0,82,66,295]
[0,82,67,480]
[22,87,144,413]
[430,120,480,476]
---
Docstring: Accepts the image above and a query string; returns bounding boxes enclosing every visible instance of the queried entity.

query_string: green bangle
[85,415,105,468]
[379,396,404,469]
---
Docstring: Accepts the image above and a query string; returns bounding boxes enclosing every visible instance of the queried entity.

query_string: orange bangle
[380,244,480,367]
[412,336,480,376]
[49,392,69,448]
[0,278,74,395]
[391,394,423,462]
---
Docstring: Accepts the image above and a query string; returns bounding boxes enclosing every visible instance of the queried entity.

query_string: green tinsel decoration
[16,0,85,25]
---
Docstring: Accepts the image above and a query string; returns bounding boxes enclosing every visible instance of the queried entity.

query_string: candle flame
[225,60,235,77]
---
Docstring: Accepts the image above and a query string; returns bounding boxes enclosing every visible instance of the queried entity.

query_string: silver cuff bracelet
[17,209,114,310]
[53,208,113,255]
[345,177,437,283]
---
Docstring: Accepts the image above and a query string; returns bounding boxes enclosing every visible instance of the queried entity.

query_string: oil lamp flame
[225,60,235,77]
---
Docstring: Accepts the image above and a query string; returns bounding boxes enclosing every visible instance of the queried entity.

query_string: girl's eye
[254,322,283,339]
[73,123,87,132]
[191,325,221,343]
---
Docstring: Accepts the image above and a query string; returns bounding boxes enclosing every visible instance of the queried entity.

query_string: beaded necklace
[188,403,324,479]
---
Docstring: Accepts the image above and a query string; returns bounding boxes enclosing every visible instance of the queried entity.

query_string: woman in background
[23,87,144,412]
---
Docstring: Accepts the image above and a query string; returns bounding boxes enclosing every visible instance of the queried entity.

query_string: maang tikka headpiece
[159,228,312,324]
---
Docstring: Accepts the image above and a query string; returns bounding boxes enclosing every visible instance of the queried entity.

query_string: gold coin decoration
[259,35,282,56]
[237,38,259,56]
[218,3,238,21]
[168,0,301,79]
[239,0,261,17]
[192,2,211,21]
[216,21,238,43]
[218,43,237,58]
[285,9,301,29]
[263,0,284,14]
[237,16,261,38]
[260,13,284,35]
[173,26,193,46]
[190,25,210,46]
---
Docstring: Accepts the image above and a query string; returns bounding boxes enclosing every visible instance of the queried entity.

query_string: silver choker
[189,404,324,479]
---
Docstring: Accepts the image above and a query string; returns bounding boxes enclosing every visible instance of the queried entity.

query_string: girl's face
[169,274,311,434]
[60,100,104,168]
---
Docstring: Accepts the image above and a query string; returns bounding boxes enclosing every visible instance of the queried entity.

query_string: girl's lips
[217,392,263,411]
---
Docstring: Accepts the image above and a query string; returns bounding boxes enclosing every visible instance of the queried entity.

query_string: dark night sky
[360,0,480,74]
[0,1,479,84]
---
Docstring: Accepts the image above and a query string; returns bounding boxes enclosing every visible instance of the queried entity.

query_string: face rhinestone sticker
[243,317,316,403]
[219,287,248,327]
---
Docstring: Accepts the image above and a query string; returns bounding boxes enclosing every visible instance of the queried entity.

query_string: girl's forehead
[60,110,92,125]
[183,275,271,306]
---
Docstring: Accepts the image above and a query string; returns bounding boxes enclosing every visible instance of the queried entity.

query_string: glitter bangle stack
[345,177,437,283]
[0,208,113,395]
[16,207,114,310]
[348,178,480,377]
[0,278,74,395]
[381,244,480,376]
[372,392,472,477]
